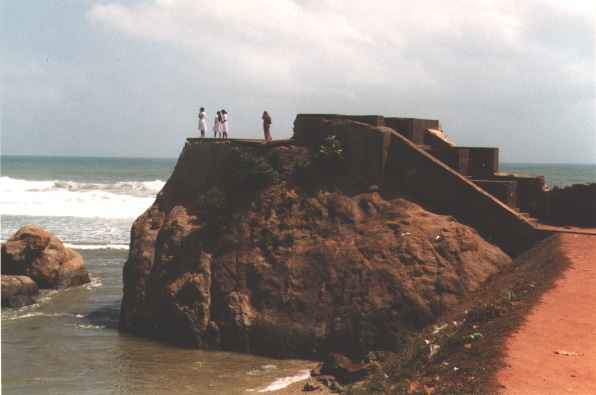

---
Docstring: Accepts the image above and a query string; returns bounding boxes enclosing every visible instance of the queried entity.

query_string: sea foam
[0,176,164,219]
[258,370,312,392]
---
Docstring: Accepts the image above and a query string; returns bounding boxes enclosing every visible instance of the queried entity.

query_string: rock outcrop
[1,225,90,290]
[1,275,39,308]
[120,121,513,360]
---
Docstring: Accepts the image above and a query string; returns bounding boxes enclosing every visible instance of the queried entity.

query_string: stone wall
[293,116,541,254]
[461,147,499,179]
[493,173,546,216]
[545,184,596,227]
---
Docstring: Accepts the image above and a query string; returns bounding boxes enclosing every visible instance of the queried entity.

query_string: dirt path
[496,233,596,394]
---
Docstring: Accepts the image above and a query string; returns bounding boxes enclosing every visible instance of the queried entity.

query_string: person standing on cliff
[198,107,206,138]
[214,111,222,138]
[262,111,272,141]
[221,109,228,139]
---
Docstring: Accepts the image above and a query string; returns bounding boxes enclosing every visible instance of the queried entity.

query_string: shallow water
[1,248,316,395]
[1,156,316,394]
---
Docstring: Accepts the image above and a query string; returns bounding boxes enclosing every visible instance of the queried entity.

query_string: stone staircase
[385,119,544,226]
[295,114,544,228]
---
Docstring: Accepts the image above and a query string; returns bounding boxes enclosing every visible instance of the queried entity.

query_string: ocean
[1,155,315,395]
[498,162,596,188]
[1,156,595,394]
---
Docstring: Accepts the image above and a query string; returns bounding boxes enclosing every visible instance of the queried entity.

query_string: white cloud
[86,0,593,92]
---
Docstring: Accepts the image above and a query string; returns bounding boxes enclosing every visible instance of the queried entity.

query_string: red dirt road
[496,233,596,394]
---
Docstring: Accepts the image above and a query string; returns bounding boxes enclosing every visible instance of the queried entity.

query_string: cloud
[87,0,593,92]
[83,0,596,161]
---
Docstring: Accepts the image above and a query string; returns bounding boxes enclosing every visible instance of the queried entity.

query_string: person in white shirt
[213,111,222,138]
[198,107,206,138]
[221,110,228,139]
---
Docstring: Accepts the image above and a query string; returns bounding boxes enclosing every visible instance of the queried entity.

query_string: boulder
[1,275,39,308]
[1,225,90,289]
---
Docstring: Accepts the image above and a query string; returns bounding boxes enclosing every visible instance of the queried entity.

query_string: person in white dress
[213,111,222,138]
[198,107,206,138]
[221,109,228,139]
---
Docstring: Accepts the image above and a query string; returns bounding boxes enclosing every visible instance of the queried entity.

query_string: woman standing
[213,111,222,138]
[221,110,228,139]
[198,107,206,138]
[262,111,272,141]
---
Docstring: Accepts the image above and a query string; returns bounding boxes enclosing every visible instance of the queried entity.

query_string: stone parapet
[460,147,499,179]
[425,148,470,176]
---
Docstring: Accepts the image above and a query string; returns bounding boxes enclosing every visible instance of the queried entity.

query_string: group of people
[198,108,228,139]
[198,108,273,141]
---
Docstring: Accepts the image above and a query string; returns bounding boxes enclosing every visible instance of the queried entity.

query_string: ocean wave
[63,243,129,250]
[0,176,162,219]
[0,176,165,194]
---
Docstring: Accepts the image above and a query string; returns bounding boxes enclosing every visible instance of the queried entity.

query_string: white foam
[63,243,129,250]
[2,312,74,321]
[258,370,311,392]
[78,324,106,329]
[0,176,163,219]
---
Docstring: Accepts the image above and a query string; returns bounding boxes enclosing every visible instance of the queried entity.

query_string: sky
[1,0,595,163]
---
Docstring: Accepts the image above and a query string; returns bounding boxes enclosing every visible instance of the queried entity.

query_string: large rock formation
[120,121,513,360]
[1,225,90,289]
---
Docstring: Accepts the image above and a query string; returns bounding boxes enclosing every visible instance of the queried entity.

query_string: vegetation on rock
[315,135,343,168]
[196,186,227,225]
[233,152,280,188]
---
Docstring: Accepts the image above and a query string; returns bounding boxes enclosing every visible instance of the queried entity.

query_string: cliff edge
[119,117,515,360]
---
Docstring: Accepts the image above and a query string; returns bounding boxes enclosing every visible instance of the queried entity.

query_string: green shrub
[196,187,227,224]
[265,149,287,172]
[233,152,279,188]
[315,135,343,167]
[293,157,312,180]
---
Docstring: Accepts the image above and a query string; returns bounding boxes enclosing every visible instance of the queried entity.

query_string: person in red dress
[262,111,272,141]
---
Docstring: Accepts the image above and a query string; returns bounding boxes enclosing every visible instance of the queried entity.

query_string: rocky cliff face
[120,126,511,360]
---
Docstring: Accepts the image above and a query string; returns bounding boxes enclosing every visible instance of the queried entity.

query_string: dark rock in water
[319,353,378,385]
[1,225,90,289]
[303,382,319,391]
[1,275,39,308]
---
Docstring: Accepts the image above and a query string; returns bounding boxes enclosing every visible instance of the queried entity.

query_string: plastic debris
[432,324,449,334]
[429,344,440,357]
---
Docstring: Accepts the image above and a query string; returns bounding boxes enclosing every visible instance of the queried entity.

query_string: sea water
[1,156,315,395]
[499,163,596,188]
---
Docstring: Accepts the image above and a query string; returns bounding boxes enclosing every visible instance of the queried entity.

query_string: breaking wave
[0,176,164,219]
